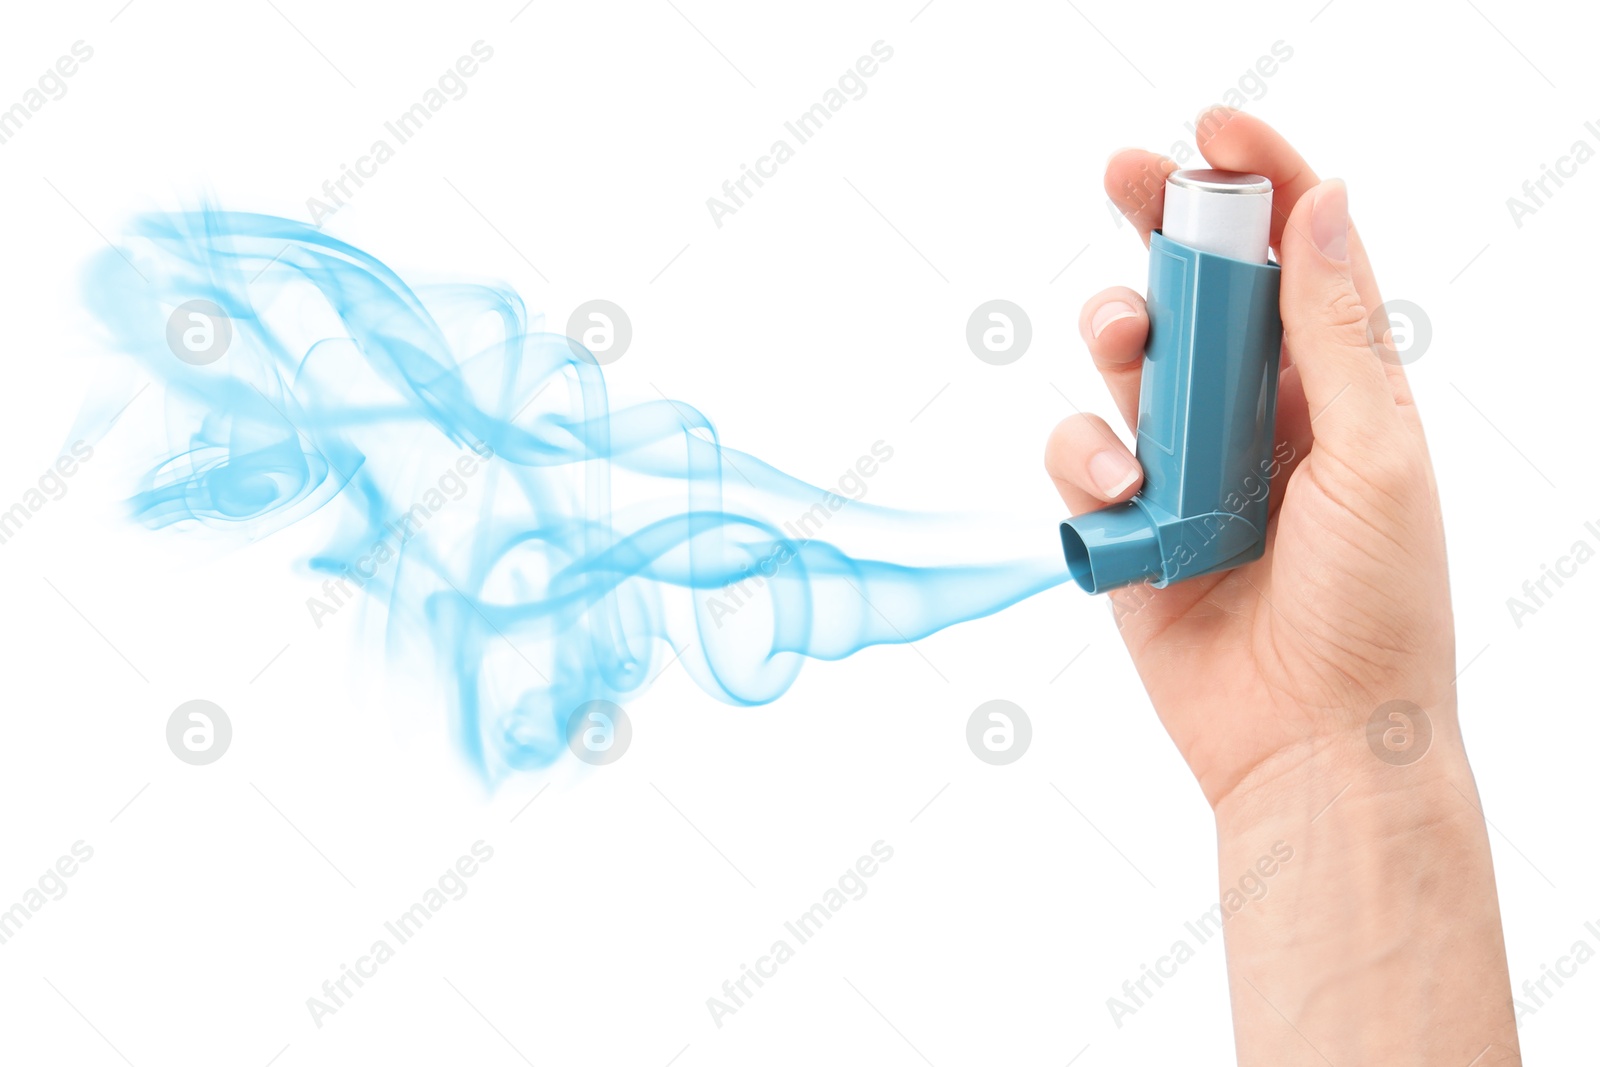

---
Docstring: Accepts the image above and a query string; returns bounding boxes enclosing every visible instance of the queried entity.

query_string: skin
[1047,109,1521,1064]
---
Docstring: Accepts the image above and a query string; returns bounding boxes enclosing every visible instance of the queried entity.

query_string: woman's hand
[1047,109,1521,1066]
[1047,108,1453,811]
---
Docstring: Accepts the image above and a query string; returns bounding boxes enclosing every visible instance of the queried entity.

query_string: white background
[2,1,1597,1064]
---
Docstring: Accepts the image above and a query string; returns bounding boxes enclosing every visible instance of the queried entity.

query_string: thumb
[1278,179,1396,449]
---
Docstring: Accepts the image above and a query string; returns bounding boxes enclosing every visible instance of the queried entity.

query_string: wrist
[1210,697,1521,1066]
[1212,693,1471,837]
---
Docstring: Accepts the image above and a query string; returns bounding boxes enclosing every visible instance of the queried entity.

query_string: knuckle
[1326,286,1369,332]
[1284,285,1373,357]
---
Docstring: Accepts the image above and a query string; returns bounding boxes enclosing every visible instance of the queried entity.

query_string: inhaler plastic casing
[1060,170,1283,594]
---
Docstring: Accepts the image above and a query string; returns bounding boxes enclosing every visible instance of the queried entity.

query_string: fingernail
[1311,180,1349,261]
[1089,300,1138,340]
[1088,449,1140,498]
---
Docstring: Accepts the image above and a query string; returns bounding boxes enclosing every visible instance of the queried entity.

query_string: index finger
[1104,149,1178,247]
[1193,107,1322,251]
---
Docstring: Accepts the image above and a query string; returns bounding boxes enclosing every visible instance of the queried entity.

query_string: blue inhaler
[1061,169,1284,594]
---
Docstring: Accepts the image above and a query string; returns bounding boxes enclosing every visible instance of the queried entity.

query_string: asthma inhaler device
[1060,169,1283,594]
